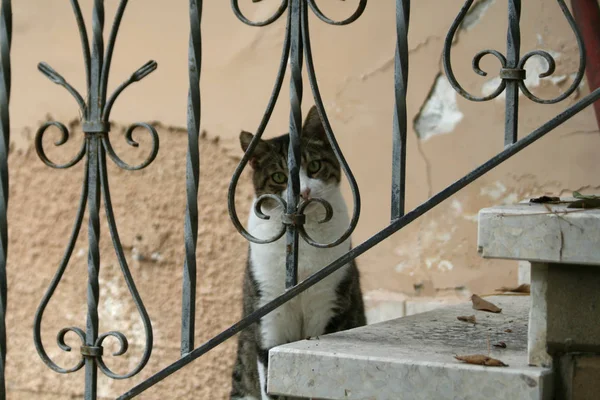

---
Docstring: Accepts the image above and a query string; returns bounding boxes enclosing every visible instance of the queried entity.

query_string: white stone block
[519,261,531,285]
[529,263,552,367]
[478,201,600,265]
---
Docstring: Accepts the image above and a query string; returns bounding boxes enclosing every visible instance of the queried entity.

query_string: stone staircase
[267,200,600,399]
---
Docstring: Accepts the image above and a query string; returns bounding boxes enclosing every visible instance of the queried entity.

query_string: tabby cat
[230,106,366,400]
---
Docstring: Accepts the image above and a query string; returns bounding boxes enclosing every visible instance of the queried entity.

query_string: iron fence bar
[85,136,101,400]
[119,86,600,400]
[32,1,157,398]
[0,0,10,397]
[391,0,409,220]
[504,0,521,146]
[83,2,105,397]
[286,0,303,289]
[181,0,202,357]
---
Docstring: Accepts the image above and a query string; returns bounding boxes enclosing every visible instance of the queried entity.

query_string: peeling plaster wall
[5,1,600,398]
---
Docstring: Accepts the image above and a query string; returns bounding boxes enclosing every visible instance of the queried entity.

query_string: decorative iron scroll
[228,0,364,288]
[443,0,586,146]
[33,1,155,398]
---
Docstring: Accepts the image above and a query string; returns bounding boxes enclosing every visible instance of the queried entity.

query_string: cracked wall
[5,0,600,399]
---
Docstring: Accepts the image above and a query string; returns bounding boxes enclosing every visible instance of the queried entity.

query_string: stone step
[268,296,552,400]
[478,200,600,265]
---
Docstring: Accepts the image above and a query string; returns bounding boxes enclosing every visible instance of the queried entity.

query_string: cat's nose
[300,187,311,201]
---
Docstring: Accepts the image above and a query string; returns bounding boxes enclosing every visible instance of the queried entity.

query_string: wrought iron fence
[0,0,598,399]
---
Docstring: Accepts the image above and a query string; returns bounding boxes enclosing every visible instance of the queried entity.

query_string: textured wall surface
[4,0,600,399]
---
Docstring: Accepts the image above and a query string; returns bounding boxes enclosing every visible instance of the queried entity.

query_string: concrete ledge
[478,201,600,265]
[268,296,552,400]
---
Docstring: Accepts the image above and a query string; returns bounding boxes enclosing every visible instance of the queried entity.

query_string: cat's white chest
[247,188,351,349]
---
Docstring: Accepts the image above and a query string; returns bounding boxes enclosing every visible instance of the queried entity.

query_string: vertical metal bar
[572,0,600,129]
[391,0,410,220]
[85,138,100,400]
[181,0,202,356]
[286,0,302,289]
[504,0,521,146]
[0,0,10,397]
[85,1,104,398]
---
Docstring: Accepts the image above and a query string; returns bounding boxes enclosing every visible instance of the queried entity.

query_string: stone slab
[268,296,552,400]
[529,263,552,367]
[477,201,600,265]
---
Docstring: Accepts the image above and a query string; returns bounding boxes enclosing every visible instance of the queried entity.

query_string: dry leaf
[495,284,530,294]
[455,354,508,367]
[504,329,513,333]
[457,315,477,324]
[493,341,507,349]
[530,196,560,204]
[471,294,502,313]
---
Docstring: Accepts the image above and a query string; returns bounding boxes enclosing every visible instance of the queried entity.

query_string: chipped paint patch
[425,257,455,272]
[451,199,464,215]
[463,213,479,223]
[502,192,520,204]
[480,181,507,200]
[463,0,496,31]
[438,260,455,272]
[395,262,410,273]
[415,74,464,141]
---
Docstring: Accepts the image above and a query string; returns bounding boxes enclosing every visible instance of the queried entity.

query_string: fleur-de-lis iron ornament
[228,0,366,286]
[33,1,155,397]
[443,0,586,146]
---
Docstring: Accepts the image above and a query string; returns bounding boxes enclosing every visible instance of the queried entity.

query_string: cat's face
[240,106,341,201]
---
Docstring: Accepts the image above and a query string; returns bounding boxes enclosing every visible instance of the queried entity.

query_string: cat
[230,106,366,400]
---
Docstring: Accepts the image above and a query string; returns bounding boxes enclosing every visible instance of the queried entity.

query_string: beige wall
[5,0,600,399]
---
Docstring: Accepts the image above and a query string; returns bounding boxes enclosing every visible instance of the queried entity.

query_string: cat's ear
[302,105,327,140]
[239,130,270,169]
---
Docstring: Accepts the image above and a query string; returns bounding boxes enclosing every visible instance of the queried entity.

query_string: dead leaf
[471,295,502,313]
[573,191,599,200]
[504,329,512,333]
[454,354,508,367]
[567,199,600,209]
[493,341,507,349]
[495,284,530,294]
[530,196,560,204]
[457,315,477,324]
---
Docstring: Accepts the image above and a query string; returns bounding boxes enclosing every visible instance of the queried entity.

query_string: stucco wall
[4,0,600,399]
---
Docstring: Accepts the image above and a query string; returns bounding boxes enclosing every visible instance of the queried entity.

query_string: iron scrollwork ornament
[228,0,365,255]
[33,0,155,394]
[443,0,586,105]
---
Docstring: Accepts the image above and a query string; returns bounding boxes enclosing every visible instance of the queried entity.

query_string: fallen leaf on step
[493,341,507,349]
[495,284,530,294]
[567,199,600,209]
[454,354,508,367]
[471,295,502,313]
[573,191,600,200]
[504,329,512,333]
[529,196,560,204]
[457,315,477,324]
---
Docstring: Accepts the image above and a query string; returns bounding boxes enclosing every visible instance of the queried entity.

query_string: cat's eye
[307,160,322,174]
[271,172,287,184]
